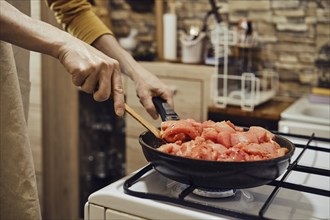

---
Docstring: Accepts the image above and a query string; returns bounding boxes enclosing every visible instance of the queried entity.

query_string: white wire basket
[210,24,279,111]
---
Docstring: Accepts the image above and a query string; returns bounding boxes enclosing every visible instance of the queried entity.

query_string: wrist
[92,34,140,78]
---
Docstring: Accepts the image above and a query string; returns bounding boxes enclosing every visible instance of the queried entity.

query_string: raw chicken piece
[160,119,202,142]
[230,131,259,146]
[157,119,288,162]
[248,126,275,143]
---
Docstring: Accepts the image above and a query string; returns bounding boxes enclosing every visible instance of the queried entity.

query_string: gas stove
[84,132,329,220]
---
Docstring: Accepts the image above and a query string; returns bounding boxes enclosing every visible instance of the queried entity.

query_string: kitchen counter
[208,98,294,130]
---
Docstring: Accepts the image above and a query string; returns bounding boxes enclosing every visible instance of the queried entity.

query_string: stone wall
[226,0,330,97]
[106,0,329,97]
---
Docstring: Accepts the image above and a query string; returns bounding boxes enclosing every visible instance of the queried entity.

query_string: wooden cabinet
[41,4,79,220]
[208,99,294,131]
[124,62,214,174]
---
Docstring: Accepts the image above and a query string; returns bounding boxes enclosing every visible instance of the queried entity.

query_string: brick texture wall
[106,0,329,97]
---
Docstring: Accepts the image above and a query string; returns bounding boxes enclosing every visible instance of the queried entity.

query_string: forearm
[0,1,125,115]
[0,1,71,59]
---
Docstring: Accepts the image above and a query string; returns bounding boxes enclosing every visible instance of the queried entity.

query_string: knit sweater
[46,0,113,44]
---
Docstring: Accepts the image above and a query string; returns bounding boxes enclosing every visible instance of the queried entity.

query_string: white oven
[84,132,329,220]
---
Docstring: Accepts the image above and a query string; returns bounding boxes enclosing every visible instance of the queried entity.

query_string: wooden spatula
[124,103,161,139]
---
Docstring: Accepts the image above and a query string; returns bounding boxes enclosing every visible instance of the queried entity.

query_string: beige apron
[0,1,41,219]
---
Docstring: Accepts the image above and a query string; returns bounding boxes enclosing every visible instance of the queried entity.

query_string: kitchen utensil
[124,103,161,139]
[186,25,200,41]
[139,97,295,189]
[180,31,206,64]
[152,97,180,121]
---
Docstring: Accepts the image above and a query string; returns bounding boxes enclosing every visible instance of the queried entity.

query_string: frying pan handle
[152,97,180,121]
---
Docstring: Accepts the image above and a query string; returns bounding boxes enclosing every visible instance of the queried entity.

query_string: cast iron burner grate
[124,133,330,220]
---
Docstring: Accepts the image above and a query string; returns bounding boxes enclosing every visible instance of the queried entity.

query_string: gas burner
[192,188,237,199]
[167,181,237,199]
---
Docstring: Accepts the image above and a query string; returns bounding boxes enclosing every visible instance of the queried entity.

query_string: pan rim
[139,130,295,165]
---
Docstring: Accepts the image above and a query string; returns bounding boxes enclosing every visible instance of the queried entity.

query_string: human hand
[92,34,174,119]
[0,1,124,116]
[57,39,125,116]
[133,68,174,119]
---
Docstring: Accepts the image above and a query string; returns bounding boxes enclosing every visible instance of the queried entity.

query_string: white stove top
[87,170,225,220]
[85,134,330,220]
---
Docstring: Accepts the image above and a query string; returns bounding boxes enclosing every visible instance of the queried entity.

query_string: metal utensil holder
[210,24,278,111]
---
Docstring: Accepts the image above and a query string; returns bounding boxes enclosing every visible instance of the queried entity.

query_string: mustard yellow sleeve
[46,0,113,44]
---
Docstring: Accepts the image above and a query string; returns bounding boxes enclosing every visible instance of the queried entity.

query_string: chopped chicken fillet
[158,119,288,161]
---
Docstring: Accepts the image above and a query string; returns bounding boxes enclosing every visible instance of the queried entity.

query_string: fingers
[160,90,174,108]
[111,69,125,117]
[60,41,126,116]
[68,53,124,116]
[91,60,125,117]
[71,71,86,87]
[72,62,110,98]
[140,95,159,120]
[84,59,124,117]
[70,61,99,93]
[92,70,110,101]
[139,87,174,120]
[81,69,99,94]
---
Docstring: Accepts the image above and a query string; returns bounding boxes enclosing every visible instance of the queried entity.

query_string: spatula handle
[152,97,180,121]
[124,104,161,138]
